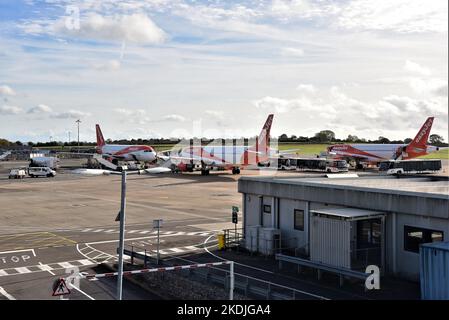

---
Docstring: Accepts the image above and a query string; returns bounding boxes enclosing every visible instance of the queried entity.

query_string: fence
[122,245,327,300]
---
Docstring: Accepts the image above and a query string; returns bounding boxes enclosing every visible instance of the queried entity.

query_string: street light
[75,119,81,153]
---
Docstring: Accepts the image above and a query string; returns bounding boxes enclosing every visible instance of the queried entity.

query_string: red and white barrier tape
[81,261,231,279]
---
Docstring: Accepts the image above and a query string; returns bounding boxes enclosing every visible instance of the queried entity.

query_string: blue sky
[0,0,447,142]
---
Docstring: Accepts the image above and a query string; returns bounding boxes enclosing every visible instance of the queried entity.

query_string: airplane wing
[72,167,171,176]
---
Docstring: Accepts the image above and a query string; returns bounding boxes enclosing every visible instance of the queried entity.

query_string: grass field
[35,143,448,159]
[278,143,449,160]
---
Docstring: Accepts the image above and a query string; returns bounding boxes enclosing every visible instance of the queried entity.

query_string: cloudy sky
[0,0,447,143]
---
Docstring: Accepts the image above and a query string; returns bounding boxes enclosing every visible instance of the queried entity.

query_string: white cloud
[162,114,186,122]
[281,47,304,57]
[205,110,225,120]
[0,105,22,115]
[296,84,317,93]
[51,109,91,119]
[408,78,447,95]
[27,104,53,114]
[253,96,313,113]
[404,60,431,76]
[433,84,448,97]
[93,59,121,71]
[114,108,151,124]
[338,0,448,33]
[0,85,16,96]
[54,13,166,44]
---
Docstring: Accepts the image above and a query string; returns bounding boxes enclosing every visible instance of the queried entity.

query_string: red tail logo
[96,124,105,147]
[404,117,434,159]
[411,117,434,147]
[257,114,274,151]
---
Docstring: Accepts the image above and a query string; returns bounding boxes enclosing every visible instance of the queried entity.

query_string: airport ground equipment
[8,168,26,179]
[379,159,442,175]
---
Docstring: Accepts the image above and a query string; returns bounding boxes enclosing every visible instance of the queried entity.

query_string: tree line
[0,130,447,148]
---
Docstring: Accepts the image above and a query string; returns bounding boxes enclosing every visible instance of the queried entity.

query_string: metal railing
[122,244,328,300]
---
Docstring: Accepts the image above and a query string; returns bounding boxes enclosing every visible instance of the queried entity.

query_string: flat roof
[240,175,449,198]
[421,241,449,252]
[311,207,386,218]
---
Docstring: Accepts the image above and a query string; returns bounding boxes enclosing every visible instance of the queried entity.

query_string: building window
[294,209,304,231]
[404,225,444,253]
[263,205,271,214]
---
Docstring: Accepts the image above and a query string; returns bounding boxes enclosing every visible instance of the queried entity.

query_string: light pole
[117,170,127,300]
[75,119,81,153]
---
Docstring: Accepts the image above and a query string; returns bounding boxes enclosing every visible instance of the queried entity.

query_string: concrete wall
[278,198,309,253]
[386,212,449,281]
[244,193,261,228]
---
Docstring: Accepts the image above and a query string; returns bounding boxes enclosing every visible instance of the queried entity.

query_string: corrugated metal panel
[420,241,449,300]
[310,214,350,268]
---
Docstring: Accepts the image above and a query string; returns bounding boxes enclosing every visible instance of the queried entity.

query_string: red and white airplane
[161,114,288,175]
[327,117,442,166]
[96,124,157,164]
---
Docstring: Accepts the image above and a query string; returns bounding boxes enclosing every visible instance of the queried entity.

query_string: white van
[28,167,57,178]
[9,168,27,179]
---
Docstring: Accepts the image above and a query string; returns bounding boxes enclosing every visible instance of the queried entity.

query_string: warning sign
[52,278,71,296]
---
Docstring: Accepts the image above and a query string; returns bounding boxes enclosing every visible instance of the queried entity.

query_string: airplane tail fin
[404,117,434,158]
[409,117,434,149]
[96,124,106,147]
[256,114,274,152]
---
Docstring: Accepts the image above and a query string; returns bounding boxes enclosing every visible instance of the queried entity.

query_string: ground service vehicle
[9,168,26,179]
[28,167,57,178]
[379,159,442,175]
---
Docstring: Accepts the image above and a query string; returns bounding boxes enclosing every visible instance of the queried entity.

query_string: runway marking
[0,232,76,251]
[38,262,55,275]
[58,262,75,268]
[0,248,36,256]
[15,267,31,274]
[0,259,96,277]
[0,286,15,300]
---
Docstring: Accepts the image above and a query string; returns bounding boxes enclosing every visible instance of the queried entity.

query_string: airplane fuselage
[329,144,439,162]
[99,145,157,162]
[170,145,279,169]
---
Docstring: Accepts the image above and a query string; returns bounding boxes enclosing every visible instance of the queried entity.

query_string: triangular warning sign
[52,278,71,296]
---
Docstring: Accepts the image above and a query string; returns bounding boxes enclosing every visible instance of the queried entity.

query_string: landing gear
[232,168,241,174]
[201,169,210,176]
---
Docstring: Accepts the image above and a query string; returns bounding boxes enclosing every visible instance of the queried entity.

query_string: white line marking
[128,230,139,234]
[0,286,15,300]
[104,229,115,233]
[184,246,199,251]
[139,231,150,234]
[92,229,104,233]
[76,244,97,265]
[168,248,185,253]
[68,283,95,300]
[58,262,75,268]
[0,270,8,276]
[81,228,92,232]
[85,233,181,245]
[15,267,31,274]
[39,262,55,275]
[0,248,36,256]
[78,259,93,266]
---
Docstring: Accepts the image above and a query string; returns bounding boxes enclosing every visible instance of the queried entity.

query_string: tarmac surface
[0,159,445,300]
